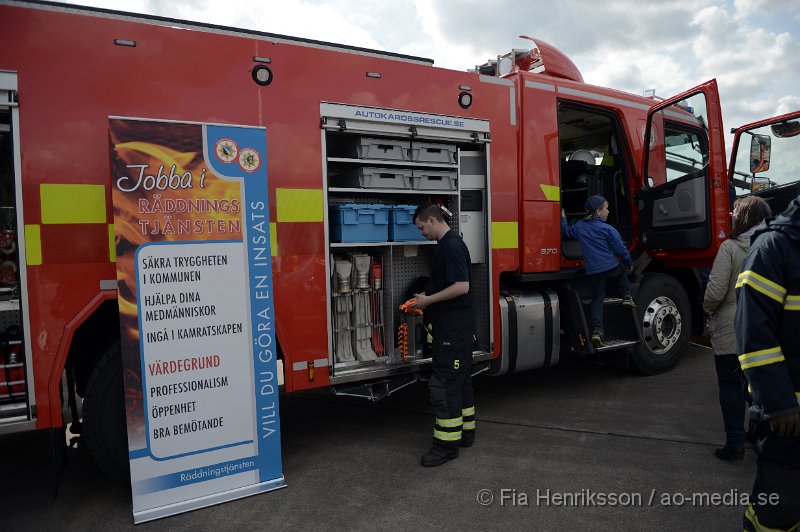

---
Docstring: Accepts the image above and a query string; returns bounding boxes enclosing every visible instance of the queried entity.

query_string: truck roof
[7,0,436,66]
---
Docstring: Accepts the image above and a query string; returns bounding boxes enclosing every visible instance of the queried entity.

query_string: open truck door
[728,110,800,216]
[639,80,728,264]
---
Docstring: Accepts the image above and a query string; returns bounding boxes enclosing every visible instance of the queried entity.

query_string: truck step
[592,338,638,352]
[581,297,626,306]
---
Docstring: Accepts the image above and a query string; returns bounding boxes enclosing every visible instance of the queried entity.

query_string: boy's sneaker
[622,296,636,309]
[591,331,604,348]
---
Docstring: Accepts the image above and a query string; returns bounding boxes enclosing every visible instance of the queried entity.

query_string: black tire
[82,342,130,483]
[631,273,691,375]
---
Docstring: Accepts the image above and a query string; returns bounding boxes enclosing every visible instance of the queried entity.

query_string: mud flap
[50,426,67,498]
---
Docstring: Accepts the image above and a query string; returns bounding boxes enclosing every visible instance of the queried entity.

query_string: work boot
[622,295,636,309]
[714,445,744,461]
[421,447,458,467]
[460,430,475,448]
[591,331,604,348]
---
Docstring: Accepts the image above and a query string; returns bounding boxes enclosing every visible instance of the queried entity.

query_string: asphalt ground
[2,342,756,531]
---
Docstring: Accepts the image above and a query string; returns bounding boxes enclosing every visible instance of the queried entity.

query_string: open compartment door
[639,80,727,262]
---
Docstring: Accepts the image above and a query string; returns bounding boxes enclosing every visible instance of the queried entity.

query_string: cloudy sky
[60,0,799,152]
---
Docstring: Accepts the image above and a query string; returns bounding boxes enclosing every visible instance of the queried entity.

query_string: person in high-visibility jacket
[734,194,800,532]
[410,203,475,467]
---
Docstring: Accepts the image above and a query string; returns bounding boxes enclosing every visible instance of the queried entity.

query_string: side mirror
[751,176,771,192]
[750,134,771,173]
[771,120,800,138]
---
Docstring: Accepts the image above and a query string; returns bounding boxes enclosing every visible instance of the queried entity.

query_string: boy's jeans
[588,264,631,333]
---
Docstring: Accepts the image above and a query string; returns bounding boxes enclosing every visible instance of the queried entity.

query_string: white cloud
[777,95,800,115]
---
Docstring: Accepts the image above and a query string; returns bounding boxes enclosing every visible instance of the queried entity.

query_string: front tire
[631,273,691,375]
[82,342,130,483]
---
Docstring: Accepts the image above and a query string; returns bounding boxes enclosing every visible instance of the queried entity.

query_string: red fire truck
[0,0,756,481]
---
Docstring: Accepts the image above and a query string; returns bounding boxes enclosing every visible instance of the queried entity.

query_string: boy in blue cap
[561,195,635,347]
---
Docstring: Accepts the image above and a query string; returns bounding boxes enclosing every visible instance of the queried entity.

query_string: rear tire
[631,273,691,375]
[82,342,130,483]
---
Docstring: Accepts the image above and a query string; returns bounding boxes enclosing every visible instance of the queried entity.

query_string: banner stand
[109,117,285,523]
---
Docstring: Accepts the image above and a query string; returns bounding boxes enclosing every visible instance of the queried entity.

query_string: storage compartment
[321,109,492,379]
[329,136,410,161]
[389,205,426,242]
[410,142,456,164]
[329,203,389,243]
[411,169,457,191]
[0,104,28,424]
[336,167,412,189]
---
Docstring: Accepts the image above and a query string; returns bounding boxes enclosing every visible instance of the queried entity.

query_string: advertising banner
[109,118,284,523]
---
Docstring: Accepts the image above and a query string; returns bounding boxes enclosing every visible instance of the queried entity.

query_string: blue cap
[584,195,607,212]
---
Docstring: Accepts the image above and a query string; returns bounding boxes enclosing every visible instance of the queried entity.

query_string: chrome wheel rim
[641,296,681,355]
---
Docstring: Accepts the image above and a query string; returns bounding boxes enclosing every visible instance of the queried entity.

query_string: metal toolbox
[410,142,456,164]
[331,137,410,161]
[337,167,412,189]
[411,169,457,191]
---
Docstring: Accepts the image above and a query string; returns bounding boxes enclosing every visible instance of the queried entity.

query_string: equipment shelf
[327,157,457,169]
[0,300,19,312]
[330,241,434,248]
[328,187,458,196]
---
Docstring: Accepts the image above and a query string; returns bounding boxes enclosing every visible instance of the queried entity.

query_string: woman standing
[703,195,772,460]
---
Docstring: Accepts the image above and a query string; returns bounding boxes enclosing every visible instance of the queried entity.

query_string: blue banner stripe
[206,125,282,483]
[132,457,260,496]
[129,448,149,460]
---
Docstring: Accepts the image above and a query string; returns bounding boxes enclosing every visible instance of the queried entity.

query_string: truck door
[728,110,800,215]
[639,80,727,262]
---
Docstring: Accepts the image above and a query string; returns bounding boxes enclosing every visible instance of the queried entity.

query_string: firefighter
[410,203,475,467]
[734,194,800,532]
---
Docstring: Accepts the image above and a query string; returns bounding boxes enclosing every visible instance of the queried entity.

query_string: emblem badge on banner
[109,118,285,523]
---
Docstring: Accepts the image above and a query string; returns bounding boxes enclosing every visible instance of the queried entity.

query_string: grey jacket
[703,236,750,355]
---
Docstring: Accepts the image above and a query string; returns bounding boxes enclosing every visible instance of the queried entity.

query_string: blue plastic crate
[390,205,426,242]
[329,203,389,243]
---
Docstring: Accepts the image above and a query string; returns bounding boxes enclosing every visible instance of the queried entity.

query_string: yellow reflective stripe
[40,184,106,224]
[739,347,785,370]
[463,421,476,430]
[744,503,787,532]
[433,429,462,441]
[784,295,800,311]
[796,392,800,406]
[276,188,323,222]
[108,224,116,262]
[540,184,560,201]
[492,221,518,249]
[270,222,278,257]
[25,224,42,266]
[436,417,463,428]
[462,406,475,417]
[744,504,756,527]
[736,270,787,304]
